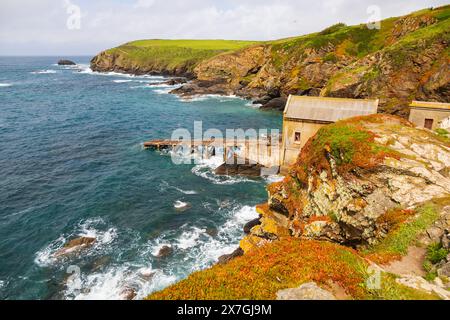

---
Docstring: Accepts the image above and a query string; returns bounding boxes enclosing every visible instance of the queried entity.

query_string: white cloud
[0,0,448,55]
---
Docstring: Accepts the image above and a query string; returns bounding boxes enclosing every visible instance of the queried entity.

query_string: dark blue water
[0,57,282,299]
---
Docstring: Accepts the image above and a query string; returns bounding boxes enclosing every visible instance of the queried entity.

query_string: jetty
[143,137,281,176]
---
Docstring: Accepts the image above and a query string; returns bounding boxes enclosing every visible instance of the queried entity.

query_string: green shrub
[427,243,448,264]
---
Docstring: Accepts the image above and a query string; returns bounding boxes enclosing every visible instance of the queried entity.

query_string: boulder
[55,237,96,257]
[148,78,187,86]
[58,59,76,66]
[243,218,262,234]
[121,288,137,300]
[276,282,336,300]
[217,248,244,265]
[261,97,288,111]
[437,261,450,278]
[156,245,173,258]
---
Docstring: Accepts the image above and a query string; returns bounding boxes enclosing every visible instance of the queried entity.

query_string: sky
[0,0,448,56]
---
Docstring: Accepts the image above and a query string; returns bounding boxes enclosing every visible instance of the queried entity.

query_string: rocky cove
[86,5,450,300]
[91,6,450,117]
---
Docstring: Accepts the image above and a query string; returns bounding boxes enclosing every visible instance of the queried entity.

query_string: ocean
[0,57,282,300]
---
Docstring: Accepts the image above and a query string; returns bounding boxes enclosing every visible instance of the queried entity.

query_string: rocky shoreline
[90,5,450,116]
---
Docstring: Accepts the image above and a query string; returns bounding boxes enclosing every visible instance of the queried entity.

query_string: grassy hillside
[91,5,449,113]
[147,238,439,300]
[91,39,259,76]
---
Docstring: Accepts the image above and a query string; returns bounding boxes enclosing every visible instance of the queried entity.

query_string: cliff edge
[92,6,450,116]
[147,114,450,300]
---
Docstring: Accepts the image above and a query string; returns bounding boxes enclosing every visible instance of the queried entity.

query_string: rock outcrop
[58,59,76,66]
[241,114,450,252]
[91,6,449,116]
[276,282,336,300]
[55,237,96,257]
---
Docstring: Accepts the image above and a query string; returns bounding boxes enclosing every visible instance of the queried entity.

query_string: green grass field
[102,39,260,73]
[125,39,260,50]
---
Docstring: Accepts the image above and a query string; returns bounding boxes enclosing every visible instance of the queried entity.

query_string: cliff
[92,5,450,117]
[147,114,450,300]
[90,39,259,77]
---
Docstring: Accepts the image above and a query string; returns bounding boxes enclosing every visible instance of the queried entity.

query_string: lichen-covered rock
[276,282,336,300]
[253,114,450,248]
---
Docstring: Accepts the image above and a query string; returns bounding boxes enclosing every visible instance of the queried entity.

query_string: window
[294,132,301,143]
[424,119,434,130]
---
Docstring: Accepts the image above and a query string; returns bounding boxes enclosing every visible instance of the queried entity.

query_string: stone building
[408,101,450,130]
[280,95,379,173]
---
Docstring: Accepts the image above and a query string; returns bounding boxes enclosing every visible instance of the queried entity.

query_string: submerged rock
[58,59,76,66]
[276,282,336,300]
[121,288,137,300]
[174,201,191,212]
[156,246,174,258]
[148,78,187,86]
[55,237,96,257]
[215,157,264,177]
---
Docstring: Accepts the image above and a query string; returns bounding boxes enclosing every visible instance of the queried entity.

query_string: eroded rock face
[242,115,450,251]
[91,8,449,114]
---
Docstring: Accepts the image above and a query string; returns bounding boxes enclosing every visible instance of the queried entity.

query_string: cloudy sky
[0,0,448,56]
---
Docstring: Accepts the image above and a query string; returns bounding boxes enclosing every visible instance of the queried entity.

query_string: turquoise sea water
[0,57,282,299]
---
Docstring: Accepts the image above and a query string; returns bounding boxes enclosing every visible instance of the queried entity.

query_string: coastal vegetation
[147,114,450,300]
[92,5,450,116]
[91,39,259,76]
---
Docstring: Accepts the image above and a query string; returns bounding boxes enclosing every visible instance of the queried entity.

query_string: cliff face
[91,6,449,116]
[241,114,450,253]
[90,40,260,77]
[145,115,450,300]
[180,6,449,116]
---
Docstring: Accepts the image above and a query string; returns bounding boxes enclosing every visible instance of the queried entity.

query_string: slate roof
[410,101,450,111]
[284,95,379,122]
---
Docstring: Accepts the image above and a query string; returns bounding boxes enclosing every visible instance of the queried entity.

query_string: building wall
[281,118,327,172]
[409,108,450,130]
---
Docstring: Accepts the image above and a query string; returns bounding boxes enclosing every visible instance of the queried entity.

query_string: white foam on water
[31,69,58,74]
[61,205,258,299]
[112,79,133,83]
[0,83,12,87]
[34,218,117,267]
[191,156,257,185]
[150,243,173,257]
[265,174,285,184]
[174,200,189,210]
[246,102,262,108]
[176,227,206,250]
[64,264,176,300]
[178,94,242,103]
[146,205,258,275]
[74,65,166,81]
[159,180,197,195]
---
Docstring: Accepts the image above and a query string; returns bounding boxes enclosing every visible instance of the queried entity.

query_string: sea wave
[246,102,262,108]
[112,80,133,83]
[178,94,243,103]
[191,156,257,185]
[34,218,117,267]
[74,65,165,81]
[159,180,197,195]
[0,83,12,87]
[147,205,258,273]
[31,69,58,74]
[64,264,176,300]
